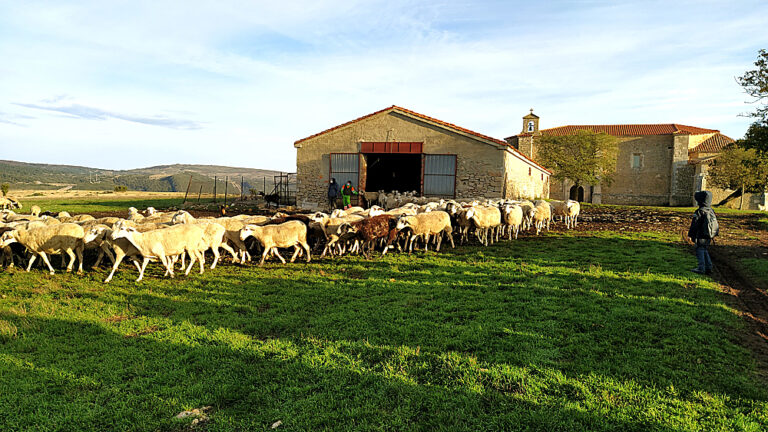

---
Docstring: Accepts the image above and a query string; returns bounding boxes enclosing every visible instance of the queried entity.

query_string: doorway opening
[570,185,585,202]
[364,153,422,193]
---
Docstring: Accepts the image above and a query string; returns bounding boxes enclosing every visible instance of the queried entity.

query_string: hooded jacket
[327,178,340,199]
[688,191,719,240]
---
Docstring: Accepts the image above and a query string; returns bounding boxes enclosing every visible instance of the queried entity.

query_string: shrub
[114,185,128,192]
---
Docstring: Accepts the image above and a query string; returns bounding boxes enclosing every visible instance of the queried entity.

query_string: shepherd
[327,178,340,210]
[340,180,358,210]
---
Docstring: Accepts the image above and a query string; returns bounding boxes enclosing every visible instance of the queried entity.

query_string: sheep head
[0,230,17,247]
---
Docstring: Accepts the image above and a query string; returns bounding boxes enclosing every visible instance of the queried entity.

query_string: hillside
[0,160,286,194]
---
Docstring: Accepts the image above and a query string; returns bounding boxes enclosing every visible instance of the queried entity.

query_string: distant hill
[0,160,287,194]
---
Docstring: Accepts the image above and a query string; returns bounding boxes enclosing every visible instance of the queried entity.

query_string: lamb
[531,200,552,235]
[110,221,207,282]
[395,211,454,253]
[0,223,85,274]
[517,201,536,230]
[317,215,364,257]
[30,205,41,217]
[465,205,502,246]
[502,204,524,240]
[239,220,311,265]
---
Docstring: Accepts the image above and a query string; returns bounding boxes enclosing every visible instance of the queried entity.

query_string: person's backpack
[701,210,719,239]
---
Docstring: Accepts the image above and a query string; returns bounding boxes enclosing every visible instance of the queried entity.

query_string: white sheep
[395,211,454,253]
[531,201,552,235]
[110,222,206,282]
[0,223,85,274]
[239,220,311,265]
[30,205,41,217]
[465,205,501,246]
[502,204,524,240]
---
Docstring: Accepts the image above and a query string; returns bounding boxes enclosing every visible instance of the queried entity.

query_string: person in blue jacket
[688,190,719,275]
[327,178,340,210]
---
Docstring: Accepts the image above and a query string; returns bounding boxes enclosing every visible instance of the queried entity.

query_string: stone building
[294,106,551,209]
[505,111,740,207]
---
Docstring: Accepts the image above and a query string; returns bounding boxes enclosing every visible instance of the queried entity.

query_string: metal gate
[330,153,359,189]
[423,154,456,197]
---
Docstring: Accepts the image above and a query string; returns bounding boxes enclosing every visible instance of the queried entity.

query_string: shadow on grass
[1,313,758,432]
[68,236,766,403]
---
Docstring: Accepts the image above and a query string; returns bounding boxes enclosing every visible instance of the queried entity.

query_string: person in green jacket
[340,181,358,209]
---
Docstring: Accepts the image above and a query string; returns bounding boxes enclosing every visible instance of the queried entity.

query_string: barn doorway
[364,153,422,193]
[570,185,585,202]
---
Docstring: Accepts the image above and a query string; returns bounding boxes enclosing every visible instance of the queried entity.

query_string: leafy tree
[0,183,8,197]
[740,120,768,156]
[737,49,768,121]
[537,130,619,189]
[707,144,768,209]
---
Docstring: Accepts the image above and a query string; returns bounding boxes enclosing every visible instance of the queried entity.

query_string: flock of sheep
[0,197,581,283]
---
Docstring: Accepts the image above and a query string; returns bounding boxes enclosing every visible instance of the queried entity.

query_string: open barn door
[423,154,456,197]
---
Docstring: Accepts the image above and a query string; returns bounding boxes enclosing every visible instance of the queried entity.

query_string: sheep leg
[288,246,301,263]
[25,254,37,272]
[136,257,152,282]
[64,248,75,273]
[219,243,238,264]
[104,252,126,283]
[38,252,55,275]
[302,241,311,262]
[259,248,270,266]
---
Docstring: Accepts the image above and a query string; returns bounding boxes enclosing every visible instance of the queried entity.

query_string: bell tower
[517,108,540,160]
[521,108,540,134]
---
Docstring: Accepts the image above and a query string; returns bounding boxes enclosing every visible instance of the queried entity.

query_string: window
[527,121,534,132]
[528,167,532,176]
[541,173,543,181]
[631,153,643,169]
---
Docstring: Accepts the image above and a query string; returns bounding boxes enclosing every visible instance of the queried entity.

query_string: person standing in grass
[688,190,719,275]
[327,177,340,210]
[340,180,358,210]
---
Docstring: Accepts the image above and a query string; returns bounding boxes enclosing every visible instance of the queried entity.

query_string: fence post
[241,176,244,200]
[197,185,203,202]
[224,176,228,206]
[213,176,217,203]
[183,175,192,204]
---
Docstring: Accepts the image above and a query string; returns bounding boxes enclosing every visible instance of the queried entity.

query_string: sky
[0,0,766,172]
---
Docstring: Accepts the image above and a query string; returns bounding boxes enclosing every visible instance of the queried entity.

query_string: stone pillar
[592,184,602,204]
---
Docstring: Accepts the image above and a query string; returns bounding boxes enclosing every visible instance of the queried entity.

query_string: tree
[707,144,768,209]
[740,120,768,156]
[537,130,619,189]
[0,183,8,197]
[737,49,768,121]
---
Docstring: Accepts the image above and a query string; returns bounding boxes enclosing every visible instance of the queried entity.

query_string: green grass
[1,231,767,431]
[581,202,767,216]
[21,196,189,214]
[738,258,768,287]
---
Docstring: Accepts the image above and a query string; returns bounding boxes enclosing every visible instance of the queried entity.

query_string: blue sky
[0,0,766,171]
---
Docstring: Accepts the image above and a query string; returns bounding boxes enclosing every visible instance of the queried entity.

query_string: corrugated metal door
[330,153,359,189]
[423,154,456,197]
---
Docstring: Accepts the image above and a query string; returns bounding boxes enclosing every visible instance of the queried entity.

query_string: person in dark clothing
[688,191,719,275]
[327,178,340,210]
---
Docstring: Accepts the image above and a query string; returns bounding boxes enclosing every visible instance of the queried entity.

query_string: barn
[294,106,551,209]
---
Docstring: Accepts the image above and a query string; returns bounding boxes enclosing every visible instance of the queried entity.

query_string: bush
[0,183,8,197]
[30,192,44,197]
[114,185,128,192]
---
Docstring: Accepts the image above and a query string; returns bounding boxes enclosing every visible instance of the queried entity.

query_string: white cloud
[0,0,766,170]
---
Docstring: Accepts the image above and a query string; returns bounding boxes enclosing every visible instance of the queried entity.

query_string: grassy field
[2,229,767,431]
[21,196,192,214]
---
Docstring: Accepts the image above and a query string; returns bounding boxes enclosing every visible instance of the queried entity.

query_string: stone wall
[503,150,549,200]
[295,110,524,209]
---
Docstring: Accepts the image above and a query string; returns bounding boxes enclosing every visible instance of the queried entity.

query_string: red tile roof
[689,133,734,154]
[294,105,551,174]
[537,124,719,137]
